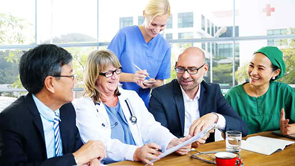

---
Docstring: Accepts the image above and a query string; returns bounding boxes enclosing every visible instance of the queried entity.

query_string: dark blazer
[149,79,248,142]
[0,94,83,166]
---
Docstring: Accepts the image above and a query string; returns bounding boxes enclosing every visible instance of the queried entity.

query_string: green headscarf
[254,46,286,80]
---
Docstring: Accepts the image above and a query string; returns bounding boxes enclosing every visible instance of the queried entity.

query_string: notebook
[272,130,295,140]
[241,136,294,155]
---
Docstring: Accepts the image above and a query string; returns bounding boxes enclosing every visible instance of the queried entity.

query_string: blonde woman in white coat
[74,50,191,165]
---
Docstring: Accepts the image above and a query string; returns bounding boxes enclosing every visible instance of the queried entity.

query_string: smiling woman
[225,46,295,135]
[107,0,172,109]
[74,49,191,165]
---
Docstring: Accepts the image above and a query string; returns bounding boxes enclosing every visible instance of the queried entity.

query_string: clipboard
[150,124,217,164]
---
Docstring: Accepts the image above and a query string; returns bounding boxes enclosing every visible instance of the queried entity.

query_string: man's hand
[89,158,101,166]
[280,108,295,135]
[133,143,161,165]
[189,113,218,137]
[167,136,192,155]
[191,132,211,148]
[73,140,106,166]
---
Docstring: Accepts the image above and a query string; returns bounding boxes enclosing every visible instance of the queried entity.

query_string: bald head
[176,47,208,98]
[178,47,205,62]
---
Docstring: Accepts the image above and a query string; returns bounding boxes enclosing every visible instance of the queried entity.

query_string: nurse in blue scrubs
[108,0,171,108]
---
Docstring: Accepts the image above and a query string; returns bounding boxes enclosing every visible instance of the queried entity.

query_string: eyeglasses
[99,67,122,78]
[52,74,77,80]
[175,63,206,75]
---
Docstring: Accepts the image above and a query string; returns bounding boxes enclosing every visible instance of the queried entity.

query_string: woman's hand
[133,143,161,165]
[280,108,295,135]
[137,78,156,89]
[133,70,149,83]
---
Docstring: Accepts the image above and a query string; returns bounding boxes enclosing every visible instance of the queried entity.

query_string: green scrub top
[225,81,295,134]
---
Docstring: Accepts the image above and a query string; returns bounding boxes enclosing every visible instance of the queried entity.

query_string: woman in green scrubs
[225,46,295,134]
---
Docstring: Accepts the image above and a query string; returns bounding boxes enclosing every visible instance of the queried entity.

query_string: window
[138,16,144,25]
[166,14,172,29]
[178,32,193,48]
[178,32,194,39]
[119,17,133,29]
[166,33,173,40]
[218,44,231,57]
[267,29,287,46]
[219,26,239,37]
[201,15,205,31]
[202,42,206,50]
[207,42,211,53]
[211,23,215,37]
[217,43,239,57]
[207,19,211,35]
[178,12,193,28]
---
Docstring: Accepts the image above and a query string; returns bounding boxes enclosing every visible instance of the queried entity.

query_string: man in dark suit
[149,47,248,144]
[0,44,106,166]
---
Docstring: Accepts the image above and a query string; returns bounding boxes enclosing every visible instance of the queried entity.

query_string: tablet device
[272,130,295,140]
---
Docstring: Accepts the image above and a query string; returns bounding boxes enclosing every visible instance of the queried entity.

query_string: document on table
[241,136,295,155]
[150,124,217,163]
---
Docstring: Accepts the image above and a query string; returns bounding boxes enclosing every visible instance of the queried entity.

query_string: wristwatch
[212,112,219,124]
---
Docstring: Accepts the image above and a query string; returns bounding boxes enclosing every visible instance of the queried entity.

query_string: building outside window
[138,16,144,25]
[207,19,211,35]
[166,14,172,29]
[120,17,133,29]
[178,32,194,48]
[202,42,206,51]
[201,15,205,31]
[211,23,215,37]
[217,43,239,57]
[166,33,173,40]
[207,42,211,53]
[178,12,193,28]
[178,32,194,39]
[219,26,239,37]
[267,29,287,46]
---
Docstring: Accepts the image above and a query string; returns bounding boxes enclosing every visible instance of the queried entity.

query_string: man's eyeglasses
[52,74,77,80]
[99,67,122,78]
[175,63,206,75]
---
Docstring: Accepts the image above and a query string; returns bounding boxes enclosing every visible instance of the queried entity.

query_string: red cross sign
[263,4,275,16]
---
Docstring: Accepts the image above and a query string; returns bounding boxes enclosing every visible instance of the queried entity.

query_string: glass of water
[226,131,242,152]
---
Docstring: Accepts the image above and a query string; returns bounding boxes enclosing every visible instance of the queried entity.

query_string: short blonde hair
[145,0,171,21]
[84,50,121,102]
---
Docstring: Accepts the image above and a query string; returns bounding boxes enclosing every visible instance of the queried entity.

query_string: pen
[133,63,151,79]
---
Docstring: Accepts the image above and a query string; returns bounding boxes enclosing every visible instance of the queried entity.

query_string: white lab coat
[73,88,175,162]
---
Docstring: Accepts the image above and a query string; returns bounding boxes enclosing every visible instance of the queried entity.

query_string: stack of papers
[241,136,295,155]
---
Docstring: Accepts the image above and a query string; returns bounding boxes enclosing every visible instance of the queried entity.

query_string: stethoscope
[95,98,137,128]
[124,99,137,124]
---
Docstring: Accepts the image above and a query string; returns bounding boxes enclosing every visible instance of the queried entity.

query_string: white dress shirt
[180,85,226,136]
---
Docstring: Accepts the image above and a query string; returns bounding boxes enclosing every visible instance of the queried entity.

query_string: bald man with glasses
[149,47,248,146]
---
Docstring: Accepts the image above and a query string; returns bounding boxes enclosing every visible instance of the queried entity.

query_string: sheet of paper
[241,136,295,155]
[150,124,217,163]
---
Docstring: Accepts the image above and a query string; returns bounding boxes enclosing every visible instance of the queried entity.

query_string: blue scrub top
[103,102,136,164]
[108,26,171,108]
[105,102,136,145]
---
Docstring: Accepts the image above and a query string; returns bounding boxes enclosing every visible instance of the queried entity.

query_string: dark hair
[19,44,73,94]
[271,63,279,72]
